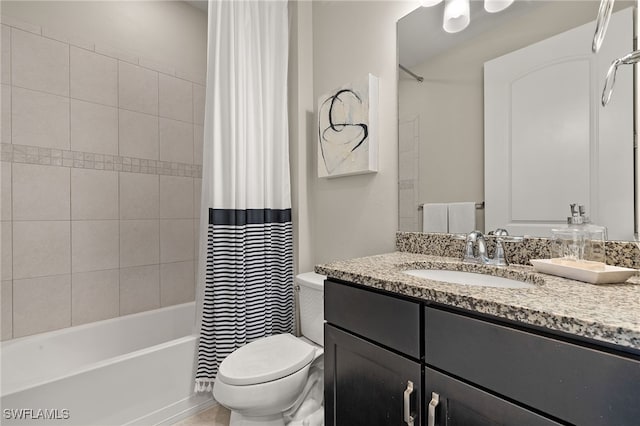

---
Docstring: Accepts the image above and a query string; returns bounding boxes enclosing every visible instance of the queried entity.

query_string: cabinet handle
[403,380,415,426]
[427,392,440,426]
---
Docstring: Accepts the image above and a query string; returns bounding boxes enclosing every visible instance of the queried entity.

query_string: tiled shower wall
[0,17,205,340]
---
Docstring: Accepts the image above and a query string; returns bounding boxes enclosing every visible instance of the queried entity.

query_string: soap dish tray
[530,259,637,284]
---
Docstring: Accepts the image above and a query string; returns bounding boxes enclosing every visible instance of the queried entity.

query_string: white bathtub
[0,302,214,425]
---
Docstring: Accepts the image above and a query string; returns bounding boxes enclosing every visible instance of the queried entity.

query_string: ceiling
[398,0,540,69]
[185,0,207,13]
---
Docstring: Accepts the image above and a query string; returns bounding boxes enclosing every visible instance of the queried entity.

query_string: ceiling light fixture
[419,0,443,6]
[443,0,470,33]
[420,0,513,33]
[484,0,514,13]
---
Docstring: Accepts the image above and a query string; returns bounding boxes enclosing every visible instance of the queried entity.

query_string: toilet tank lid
[296,272,326,291]
[217,334,316,386]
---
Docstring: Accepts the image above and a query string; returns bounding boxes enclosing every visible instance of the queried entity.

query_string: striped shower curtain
[194,0,294,392]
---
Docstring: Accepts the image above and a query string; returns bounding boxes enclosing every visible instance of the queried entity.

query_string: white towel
[448,202,476,233]
[422,203,448,233]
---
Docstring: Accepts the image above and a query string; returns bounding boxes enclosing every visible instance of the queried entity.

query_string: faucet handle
[490,235,523,266]
[488,228,509,236]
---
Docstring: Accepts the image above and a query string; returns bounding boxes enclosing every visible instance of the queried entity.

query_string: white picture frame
[317,74,378,178]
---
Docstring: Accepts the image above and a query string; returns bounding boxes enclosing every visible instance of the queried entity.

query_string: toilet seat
[217,334,316,386]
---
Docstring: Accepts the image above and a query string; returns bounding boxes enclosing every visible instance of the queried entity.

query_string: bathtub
[1,302,214,425]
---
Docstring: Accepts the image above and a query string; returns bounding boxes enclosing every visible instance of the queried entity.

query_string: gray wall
[306,1,415,266]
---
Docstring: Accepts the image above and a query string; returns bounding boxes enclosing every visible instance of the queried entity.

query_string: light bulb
[419,0,443,7]
[443,0,470,33]
[484,0,514,13]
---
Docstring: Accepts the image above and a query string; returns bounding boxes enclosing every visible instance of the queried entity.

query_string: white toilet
[213,272,325,426]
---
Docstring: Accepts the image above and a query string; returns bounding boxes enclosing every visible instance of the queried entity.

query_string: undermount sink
[403,269,535,289]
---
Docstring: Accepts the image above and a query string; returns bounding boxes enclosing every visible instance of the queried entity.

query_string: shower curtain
[194,0,294,392]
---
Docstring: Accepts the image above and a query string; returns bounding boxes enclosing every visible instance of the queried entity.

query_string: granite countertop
[315,252,640,351]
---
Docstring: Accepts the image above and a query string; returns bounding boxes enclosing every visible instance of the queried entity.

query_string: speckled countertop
[315,252,640,351]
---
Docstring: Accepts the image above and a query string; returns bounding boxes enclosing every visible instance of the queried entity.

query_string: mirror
[397,0,637,240]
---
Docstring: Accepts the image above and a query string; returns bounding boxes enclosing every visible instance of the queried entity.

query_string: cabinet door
[425,368,561,426]
[325,324,422,426]
[425,306,640,425]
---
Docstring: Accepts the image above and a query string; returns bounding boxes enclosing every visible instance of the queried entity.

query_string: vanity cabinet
[324,280,422,426]
[325,325,422,426]
[324,278,640,426]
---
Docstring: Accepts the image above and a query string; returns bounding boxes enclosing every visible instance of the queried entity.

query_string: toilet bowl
[212,272,326,426]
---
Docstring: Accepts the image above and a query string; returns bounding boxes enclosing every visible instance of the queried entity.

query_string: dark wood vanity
[324,278,640,426]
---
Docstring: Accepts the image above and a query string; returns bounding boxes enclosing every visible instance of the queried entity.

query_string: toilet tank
[297,272,325,347]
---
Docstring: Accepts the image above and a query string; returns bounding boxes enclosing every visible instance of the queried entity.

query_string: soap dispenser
[577,205,607,263]
[551,204,607,263]
[551,204,587,261]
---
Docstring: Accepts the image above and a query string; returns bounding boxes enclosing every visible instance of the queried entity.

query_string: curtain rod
[399,64,424,83]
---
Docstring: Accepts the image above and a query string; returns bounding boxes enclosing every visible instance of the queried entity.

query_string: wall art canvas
[317,74,378,178]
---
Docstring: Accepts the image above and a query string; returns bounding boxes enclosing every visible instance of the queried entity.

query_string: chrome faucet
[487,228,510,266]
[461,231,489,264]
[458,229,520,266]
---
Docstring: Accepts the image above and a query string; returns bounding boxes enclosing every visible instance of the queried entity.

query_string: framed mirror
[398,0,637,240]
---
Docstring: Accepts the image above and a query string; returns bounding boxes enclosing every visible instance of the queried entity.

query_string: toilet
[213,272,326,426]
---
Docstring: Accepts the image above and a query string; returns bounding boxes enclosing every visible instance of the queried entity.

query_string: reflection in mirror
[397,0,637,240]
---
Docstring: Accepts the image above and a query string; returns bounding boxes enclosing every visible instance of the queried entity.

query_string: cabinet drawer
[325,280,420,358]
[425,306,640,426]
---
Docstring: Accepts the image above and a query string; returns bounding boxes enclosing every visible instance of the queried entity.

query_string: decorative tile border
[1,143,202,178]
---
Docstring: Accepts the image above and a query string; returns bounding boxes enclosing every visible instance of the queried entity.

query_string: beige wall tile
[1,280,12,340]
[120,219,159,268]
[1,84,10,144]
[193,83,205,125]
[72,220,119,273]
[13,163,70,221]
[119,109,159,159]
[139,58,175,76]
[119,61,158,115]
[159,117,193,164]
[160,219,194,263]
[72,269,119,325]
[13,221,70,279]
[193,219,200,267]
[159,74,192,123]
[1,25,10,85]
[70,99,118,155]
[12,29,69,96]
[70,47,117,106]
[120,172,159,219]
[13,274,71,337]
[71,169,118,220]
[2,162,11,221]
[193,124,204,166]
[1,221,11,280]
[160,175,193,219]
[12,87,70,149]
[95,44,138,64]
[194,178,202,220]
[0,16,41,35]
[160,261,195,306]
[120,264,160,315]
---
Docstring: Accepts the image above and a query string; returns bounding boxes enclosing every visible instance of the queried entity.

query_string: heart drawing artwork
[317,74,378,178]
